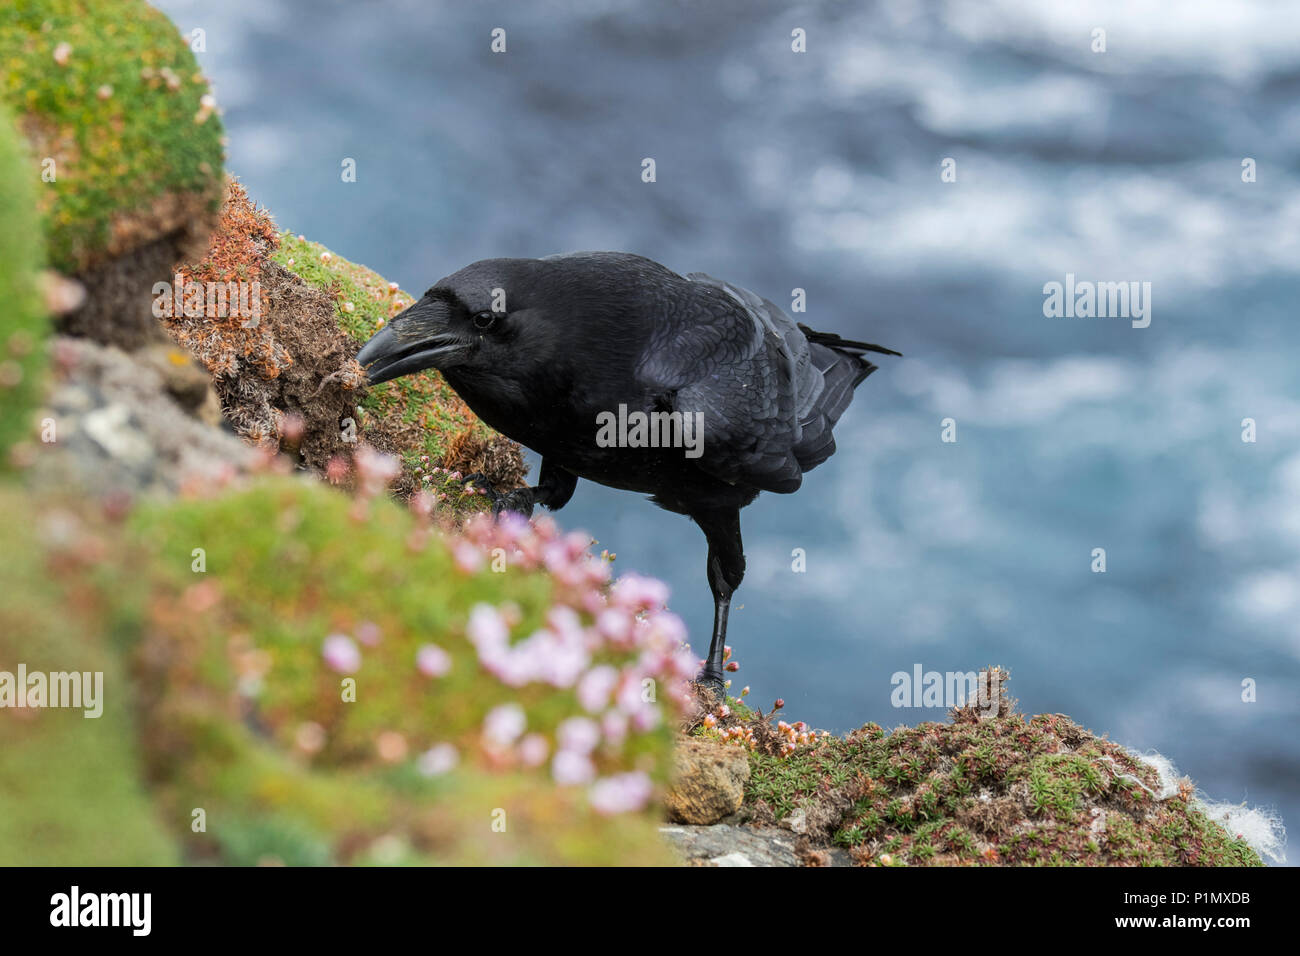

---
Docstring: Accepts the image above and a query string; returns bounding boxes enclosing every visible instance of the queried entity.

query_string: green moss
[271,231,403,344]
[0,478,681,865]
[0,0,224,273]
[742,712,1264,867]
[271,231,507,473]
[108,478,676,864]
[0,104,47,468]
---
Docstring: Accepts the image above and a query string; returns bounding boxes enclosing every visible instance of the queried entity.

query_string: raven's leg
[693,507,746,696]
[463,458,577,519]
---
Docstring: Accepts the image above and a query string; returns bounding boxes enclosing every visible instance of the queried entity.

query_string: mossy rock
[0,0,225,348]
[738,712,1264,867]
[0,104,48,471]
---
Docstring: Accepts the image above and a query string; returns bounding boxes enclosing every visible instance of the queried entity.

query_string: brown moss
[163,181,526,502]
[440,427,528,488]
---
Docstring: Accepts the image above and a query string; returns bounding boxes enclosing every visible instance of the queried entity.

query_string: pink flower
[557,717,600,755]
[353,445,400,495]
[325,456,350,484]
[541,637,589,687]
[588,772,653,815]
[518,733,549,767]
[616,673,650,714]
[630,705,660,732]
[576,665,619,712]
[545,605,584,641]
[409,491,434,519]
[552,750,596,785]
[322,633,361,674]
[452,540,484,573]
[356,621,382,647]
[610,572,670,612]
[482,703,526,749]
[278,413,305,443]
[416,643,452,678]
[496,511,531,543]
[417,743,458,776]
[595,607,632,645]
[676,651,700,680]
[601,711,628,747]
[467,604,509,653]
[645,610,688,648]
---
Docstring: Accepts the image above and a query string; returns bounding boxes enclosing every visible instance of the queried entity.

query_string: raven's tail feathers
[798,323,902,358]
[799,323,899,389]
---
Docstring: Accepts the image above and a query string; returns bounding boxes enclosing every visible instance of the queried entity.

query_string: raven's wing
[635,273,825,494]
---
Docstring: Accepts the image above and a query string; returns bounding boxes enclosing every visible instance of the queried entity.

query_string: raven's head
[355,258,546,386]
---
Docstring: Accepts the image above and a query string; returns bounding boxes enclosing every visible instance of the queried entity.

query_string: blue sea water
[157,0,1299,859]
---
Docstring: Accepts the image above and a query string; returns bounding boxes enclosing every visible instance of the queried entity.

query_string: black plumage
[356,252,899,692]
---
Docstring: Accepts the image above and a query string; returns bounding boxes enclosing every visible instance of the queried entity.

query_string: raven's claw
[462,473,535,520]
[692,669,727,705]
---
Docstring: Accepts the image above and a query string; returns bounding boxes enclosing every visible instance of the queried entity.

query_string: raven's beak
[356,297,465,385]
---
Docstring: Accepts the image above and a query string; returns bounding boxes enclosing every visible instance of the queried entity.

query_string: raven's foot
[692,669,727,708]
[462,473,536,519]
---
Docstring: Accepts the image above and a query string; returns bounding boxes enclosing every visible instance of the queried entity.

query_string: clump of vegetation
[163,181,523,503]
[727,670,1264,866]
[162,179,282,382]
[0,105,48,469]
[271,230,524,495]
[2,462,695,864]
[0,0,224,349]
[0,0,224,275]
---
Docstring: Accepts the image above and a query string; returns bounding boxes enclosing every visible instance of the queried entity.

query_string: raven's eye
[472,311,498,331]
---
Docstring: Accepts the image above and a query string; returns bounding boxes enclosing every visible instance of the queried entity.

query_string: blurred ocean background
[157,0,1298,859]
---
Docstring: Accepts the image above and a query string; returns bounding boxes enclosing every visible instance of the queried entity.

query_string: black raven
[356,252,899,694]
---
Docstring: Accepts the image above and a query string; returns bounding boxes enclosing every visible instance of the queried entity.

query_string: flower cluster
[773,719,829,753]
[411,458,488,507]
[453,515,697,811]
[715,717,829,755]
[315,498,697,815]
